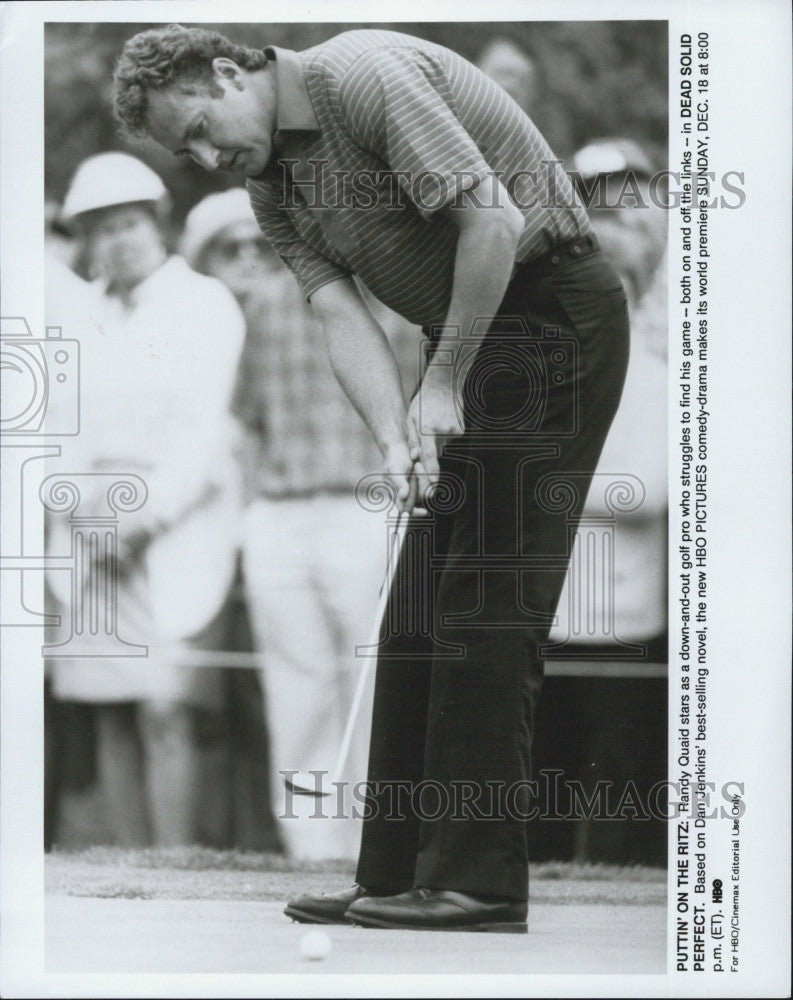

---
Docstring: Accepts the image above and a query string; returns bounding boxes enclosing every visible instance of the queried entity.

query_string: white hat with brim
[570,138,655,180]
[61,151,168,223]
[181,188,259,268]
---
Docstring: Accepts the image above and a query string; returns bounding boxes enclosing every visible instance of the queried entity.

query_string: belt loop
[513,231,600,279]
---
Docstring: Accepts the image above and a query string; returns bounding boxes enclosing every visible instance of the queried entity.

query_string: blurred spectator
[45,201,78,269]
[182,189,270,307]
[45,153,246,847]
[554,136,668,654]
[183,188,420,860]
[570,137,668,360]
[181,189,296,854]
[43,253,100,850]
[539,137,668,864]
[476,37,540,114]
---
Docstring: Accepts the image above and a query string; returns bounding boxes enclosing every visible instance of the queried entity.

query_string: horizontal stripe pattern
[248,29,590,326]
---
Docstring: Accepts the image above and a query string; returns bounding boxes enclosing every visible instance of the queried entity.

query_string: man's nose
[190,141,220,172]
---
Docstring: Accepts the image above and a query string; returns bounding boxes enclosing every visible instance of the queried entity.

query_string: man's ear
[212,57,244,90]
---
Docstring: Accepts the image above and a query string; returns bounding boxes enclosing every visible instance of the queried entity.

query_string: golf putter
[283,502,412,799]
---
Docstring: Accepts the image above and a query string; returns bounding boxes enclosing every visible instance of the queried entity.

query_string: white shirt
[47,255,247,639]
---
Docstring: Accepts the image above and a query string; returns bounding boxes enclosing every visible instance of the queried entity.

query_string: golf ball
[300,929,332,960]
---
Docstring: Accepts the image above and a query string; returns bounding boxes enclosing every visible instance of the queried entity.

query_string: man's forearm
[312,279,408,456]
[426,204,523,387]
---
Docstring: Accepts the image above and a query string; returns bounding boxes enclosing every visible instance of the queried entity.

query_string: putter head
[283,771,332,798]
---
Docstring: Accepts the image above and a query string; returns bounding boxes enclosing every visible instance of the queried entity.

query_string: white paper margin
[1,1,790,997]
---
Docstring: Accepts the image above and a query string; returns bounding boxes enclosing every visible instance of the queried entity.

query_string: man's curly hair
[113,24,269,136]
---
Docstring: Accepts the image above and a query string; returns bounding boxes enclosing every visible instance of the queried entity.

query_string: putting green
[45,850,666,975]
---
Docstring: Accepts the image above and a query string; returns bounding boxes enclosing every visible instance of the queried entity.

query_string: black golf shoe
[284,883,375,924]
[346,887,528,933]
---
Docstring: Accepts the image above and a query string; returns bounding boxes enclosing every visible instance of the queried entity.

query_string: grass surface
[46,846,666,907]
[45,848,668,975]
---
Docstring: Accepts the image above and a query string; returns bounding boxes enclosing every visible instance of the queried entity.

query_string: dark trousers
[356,236,630,900]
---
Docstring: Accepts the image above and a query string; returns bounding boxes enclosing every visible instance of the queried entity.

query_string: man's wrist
[381,434,410,459]
[375,436,405,464]
[424,339,466,399]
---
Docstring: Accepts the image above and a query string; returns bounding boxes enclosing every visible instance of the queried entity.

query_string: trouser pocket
[546,252,628,339]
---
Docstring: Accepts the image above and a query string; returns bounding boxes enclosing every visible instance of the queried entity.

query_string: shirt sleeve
[338,46,494,221]
[246,178,351,301]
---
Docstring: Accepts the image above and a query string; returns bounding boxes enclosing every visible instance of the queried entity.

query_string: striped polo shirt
[247,29,591,327]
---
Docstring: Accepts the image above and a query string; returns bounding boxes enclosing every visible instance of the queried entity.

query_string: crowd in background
[43,25,668,865]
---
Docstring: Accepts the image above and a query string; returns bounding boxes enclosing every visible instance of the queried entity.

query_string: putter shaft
[284,507,411,797]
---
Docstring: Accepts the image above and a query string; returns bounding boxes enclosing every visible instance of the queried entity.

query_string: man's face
[201,218,281,300]
[146,62,274,178]
[82,203,164,290]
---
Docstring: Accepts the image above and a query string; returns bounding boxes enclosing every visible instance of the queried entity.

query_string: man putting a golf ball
[114,25,629,933]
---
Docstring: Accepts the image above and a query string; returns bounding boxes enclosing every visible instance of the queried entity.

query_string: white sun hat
[61,151,168,222]
[180,188,259,268]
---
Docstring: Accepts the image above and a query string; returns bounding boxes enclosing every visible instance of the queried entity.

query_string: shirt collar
[264,46,319,136]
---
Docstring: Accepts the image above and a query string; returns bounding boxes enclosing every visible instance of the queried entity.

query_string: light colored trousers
[242,494,387,860]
